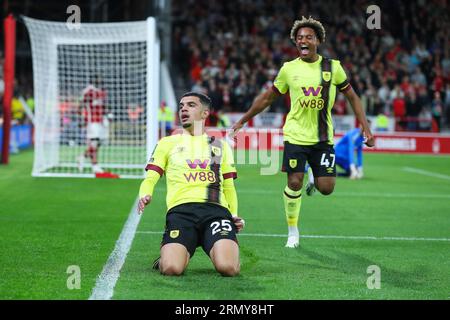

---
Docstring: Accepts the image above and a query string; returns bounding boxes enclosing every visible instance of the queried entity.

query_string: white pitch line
[403,167,450,181]
[331,192,450,199]
[236,189,450,199]
[89,197,141,300]
[136,230,450,242]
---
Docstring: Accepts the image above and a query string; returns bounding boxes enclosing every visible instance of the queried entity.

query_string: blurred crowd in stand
[172,0,450,131]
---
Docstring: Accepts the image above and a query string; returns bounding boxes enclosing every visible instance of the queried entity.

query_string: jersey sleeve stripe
[337,80,350,91]
[340,83,352,93]
[145,164,164,176]
[223,172,237,180]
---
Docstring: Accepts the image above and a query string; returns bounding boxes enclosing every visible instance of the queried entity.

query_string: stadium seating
[171,0,450,131]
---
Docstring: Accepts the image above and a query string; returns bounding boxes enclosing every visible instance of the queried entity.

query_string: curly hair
[290,16,326,43]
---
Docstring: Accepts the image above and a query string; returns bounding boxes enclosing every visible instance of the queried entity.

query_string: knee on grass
[159,261,185,276]
[215,262,240,277]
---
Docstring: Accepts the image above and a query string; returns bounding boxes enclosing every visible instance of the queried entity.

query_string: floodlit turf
[0,150,139,299]
[1,149,449,299]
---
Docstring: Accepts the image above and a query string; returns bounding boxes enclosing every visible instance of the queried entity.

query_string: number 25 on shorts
[210,220,232,235]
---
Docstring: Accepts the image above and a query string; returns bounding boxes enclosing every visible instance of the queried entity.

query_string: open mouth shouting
[299,45,310,56]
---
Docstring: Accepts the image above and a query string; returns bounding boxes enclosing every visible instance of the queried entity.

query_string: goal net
[23,16,160,178]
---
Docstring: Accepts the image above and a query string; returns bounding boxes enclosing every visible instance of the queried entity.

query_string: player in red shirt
[78,75,108,173]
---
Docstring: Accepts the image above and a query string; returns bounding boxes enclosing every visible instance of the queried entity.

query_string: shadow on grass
[296,246,431,290]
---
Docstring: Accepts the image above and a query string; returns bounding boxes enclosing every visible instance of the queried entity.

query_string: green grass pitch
[0,149,449,299]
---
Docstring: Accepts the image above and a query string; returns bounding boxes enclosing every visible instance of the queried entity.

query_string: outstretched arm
[231,86,279,136]
[223,178,245,232]
[137,170,161,214]
[343,88,374,147]
[137,137,169,214]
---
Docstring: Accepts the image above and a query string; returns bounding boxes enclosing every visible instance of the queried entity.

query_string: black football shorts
[282,141,336,177]
[161,203,239,258]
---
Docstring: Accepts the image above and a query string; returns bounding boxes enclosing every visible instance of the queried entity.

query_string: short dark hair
[181,92,212,109]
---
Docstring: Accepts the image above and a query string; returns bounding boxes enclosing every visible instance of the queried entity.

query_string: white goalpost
[23,16,160,178]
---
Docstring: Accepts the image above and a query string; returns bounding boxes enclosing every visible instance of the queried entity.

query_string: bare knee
[287,174,304,191]
[215,262,240,277]
[160,261,185,276]
[288,181,302,191]
[210,239,240,276]
[317,184,335,195]
[159,243,189,276]
[316,177,335,195]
